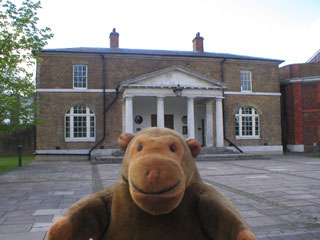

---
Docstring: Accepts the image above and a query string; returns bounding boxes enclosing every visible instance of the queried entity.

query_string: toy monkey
[47,127,257,240]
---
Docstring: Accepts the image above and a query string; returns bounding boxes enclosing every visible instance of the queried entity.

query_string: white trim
[122,88,223,99]
[240,70,252,92]
[122,84,222,90]
[280,76,320,85]
[224,91,281,96]
[227,145,283,153]
[73,65,88,89]
[65,106,96,142]
[236,136,260,140]
[235,106,260,138]
[120,65,227,89]
[286,144,304,152]
[65,138,96,142]
[36,89,116,93]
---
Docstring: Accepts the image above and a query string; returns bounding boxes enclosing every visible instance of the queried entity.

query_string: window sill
[65,138,96,142]
[73,87,88,90]
[235,136,260,140]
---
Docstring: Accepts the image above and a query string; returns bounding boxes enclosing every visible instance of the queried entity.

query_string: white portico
[119,66,227,147]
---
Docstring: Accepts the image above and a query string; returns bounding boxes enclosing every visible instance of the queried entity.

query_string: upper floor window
[240,70,252,92]
[235,106,260,139]
[73,65,87,88]
[65,105,95,141]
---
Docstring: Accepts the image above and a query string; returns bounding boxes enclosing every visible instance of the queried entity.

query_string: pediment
[120,66,227,90]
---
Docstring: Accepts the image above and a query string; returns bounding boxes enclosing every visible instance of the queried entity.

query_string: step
[91,153,269,164]
[91,156,123,164]
[201,147,237,154]
[196,154,269,161]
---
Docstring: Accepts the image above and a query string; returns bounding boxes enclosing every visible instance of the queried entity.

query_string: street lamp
[173,84,183,97]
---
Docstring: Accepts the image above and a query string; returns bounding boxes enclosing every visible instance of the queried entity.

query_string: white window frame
[240,70,252,92]
[65,106,95,142]
[235,106,260,139]
[73,65,88,89]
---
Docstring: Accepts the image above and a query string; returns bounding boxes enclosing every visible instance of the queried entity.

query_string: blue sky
[36,0,320,66]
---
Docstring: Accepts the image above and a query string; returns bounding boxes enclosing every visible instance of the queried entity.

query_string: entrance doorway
[151,114,174,130]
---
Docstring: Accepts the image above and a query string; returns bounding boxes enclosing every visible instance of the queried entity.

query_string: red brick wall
[280,62,320,151]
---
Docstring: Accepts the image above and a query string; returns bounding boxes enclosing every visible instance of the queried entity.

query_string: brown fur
[47,127,257,240]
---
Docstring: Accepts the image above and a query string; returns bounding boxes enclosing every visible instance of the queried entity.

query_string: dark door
[151,114,174,130]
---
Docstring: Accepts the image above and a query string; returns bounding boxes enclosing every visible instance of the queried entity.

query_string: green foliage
[0,0,53,134]
[0,155,35,173]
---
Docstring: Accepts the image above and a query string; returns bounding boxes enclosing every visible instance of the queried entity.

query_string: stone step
[196,154,269,161]
[91,156,123,164]
[201,147,237,154]
[91,153,269,164]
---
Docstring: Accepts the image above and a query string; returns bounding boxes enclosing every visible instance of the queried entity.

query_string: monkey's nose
[146,169,160,184]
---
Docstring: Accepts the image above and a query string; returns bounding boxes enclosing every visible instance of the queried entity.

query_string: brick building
[280,57,320,152]
[35,29,283,159]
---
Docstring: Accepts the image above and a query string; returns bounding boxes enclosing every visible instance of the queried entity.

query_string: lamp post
[173,84,183,97]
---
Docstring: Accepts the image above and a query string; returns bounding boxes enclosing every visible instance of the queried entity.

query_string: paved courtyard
[0,154,320,239]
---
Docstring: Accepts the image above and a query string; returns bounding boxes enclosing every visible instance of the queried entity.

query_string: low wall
[0,128,36,156]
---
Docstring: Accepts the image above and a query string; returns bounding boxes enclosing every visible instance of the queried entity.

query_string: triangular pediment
[120,66,227,89]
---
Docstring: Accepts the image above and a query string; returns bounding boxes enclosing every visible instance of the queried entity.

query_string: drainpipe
[88,54,119,160]
[221,59,243,153]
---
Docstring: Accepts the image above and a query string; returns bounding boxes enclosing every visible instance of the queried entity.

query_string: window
[65,105,95,141]
[73,65,87,88]
[235,106,260,139]
[240,70,252,92]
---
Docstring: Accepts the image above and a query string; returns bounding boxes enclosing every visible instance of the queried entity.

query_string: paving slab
[0,154,320,239]
[0,232,46,240]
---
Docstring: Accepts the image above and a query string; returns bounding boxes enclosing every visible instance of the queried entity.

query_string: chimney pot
[109,28,119,48]
[193,32,204,52]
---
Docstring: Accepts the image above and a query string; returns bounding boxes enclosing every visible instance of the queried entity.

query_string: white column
[187,97,195,139]
[205,99,214,147]
[215,98,224,147]
[157,97,165,128]
[122,100,126,132]
[125,97,133,133]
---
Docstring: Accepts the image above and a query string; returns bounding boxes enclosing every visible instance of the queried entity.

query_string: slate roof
[41,47,283,62]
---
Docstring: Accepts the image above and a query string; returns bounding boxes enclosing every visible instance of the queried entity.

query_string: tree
[0,0,53,134]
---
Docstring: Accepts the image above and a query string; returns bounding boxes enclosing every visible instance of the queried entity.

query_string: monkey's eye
[137,145,143,151]
[170,145,176,153]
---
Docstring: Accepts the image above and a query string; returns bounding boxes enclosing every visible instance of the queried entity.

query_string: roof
[306,49,320,63]
[40,47,283,62]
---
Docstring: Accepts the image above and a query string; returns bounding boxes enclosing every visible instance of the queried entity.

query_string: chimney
[109,28,119,48]
[193,32,204,52]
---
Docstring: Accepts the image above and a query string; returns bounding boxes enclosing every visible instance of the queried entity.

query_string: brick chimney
[193,32,204,52]
[109,28,119,48]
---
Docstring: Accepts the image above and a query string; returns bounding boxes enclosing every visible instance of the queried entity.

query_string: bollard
[18,145,23,167]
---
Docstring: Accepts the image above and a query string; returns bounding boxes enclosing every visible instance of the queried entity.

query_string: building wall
[224,95,282,146]
[280,62,320,152]
[36,92,122,150]
[36,52,282,151]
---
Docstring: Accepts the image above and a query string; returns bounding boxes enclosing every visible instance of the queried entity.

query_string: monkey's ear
[118,133,135,151]
[186,139,201,157]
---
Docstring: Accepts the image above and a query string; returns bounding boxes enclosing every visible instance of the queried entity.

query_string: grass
[307,154,320,158]
[0,155,35,174]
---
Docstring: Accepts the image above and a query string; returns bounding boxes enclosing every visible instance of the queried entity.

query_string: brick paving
[0,154,320,239]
